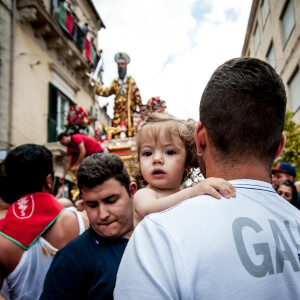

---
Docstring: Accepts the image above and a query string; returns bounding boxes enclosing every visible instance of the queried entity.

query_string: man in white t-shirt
[114,58,300,299]
[0,144,88,299]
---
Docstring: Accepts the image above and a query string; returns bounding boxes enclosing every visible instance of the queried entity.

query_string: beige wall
[12,23,94,146]
[243,0,300,124]
[13,23,50,145]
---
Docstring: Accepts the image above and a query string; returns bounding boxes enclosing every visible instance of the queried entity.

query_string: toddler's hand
[191,177,236,199]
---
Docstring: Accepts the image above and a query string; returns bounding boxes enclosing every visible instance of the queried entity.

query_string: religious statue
[94,52,142,137]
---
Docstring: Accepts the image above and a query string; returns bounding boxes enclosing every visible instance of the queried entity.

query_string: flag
[85,38,96,65]
[58,3,73,37]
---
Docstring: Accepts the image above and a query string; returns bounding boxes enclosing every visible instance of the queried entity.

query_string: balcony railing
[17,0,99,93]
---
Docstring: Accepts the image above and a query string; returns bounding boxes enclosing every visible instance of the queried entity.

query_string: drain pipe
[8,0,16,151]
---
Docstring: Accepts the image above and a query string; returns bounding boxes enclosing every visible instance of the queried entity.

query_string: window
[262,0,269,25]
[48,83,74,142]
[266,42,276,69]
[254,24,260,49]
[288,68,300,113]
[281,0,295,44]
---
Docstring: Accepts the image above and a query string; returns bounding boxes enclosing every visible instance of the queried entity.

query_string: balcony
[17,0,98,94]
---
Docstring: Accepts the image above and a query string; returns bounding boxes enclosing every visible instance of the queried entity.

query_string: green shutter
[48,83,58,142]
[58,3,67,33]
[48,83,75,142]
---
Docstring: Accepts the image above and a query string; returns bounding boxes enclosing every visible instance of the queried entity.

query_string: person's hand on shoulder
[190,178,236,199]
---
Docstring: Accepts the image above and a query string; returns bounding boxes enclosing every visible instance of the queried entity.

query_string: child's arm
[134,177,236,221]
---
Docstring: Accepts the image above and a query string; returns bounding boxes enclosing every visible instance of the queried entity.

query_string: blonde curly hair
[136,113,198,186]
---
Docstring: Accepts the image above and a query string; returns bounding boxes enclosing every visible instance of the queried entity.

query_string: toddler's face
[139,129,186,191]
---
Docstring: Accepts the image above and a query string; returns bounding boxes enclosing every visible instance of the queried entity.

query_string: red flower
[77,119,83,125]
[87,120,91,125]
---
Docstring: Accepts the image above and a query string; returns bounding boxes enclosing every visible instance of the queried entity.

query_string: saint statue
[94,52,142,137]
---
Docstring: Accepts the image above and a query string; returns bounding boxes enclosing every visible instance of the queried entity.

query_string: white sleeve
[114,217,186,300]
[67,207,86,234]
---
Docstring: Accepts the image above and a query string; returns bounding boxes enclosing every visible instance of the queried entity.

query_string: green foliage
[273,111,300,181]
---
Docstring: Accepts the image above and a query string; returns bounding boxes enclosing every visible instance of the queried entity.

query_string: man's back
[115,179,300,299]
[69,134,102,156]
[0,208,87,299]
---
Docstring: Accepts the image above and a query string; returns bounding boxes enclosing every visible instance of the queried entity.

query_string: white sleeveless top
[5,207,85,300]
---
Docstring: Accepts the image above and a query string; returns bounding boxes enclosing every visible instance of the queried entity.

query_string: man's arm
[114,218,184,300]
[94,81,115,97]
[131,79,142,106]
[59,155,72,184]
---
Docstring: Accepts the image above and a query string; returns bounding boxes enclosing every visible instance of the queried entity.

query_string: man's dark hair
[4,144,54,203]
[77,153,131,196]
[0,162,10,203]
[200,57,286,169]
[57,132,69,141]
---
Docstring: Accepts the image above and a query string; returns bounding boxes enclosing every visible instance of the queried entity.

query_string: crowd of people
[1,57,300,299]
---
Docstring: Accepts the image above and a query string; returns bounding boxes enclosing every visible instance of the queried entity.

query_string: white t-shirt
[115,180,300,300]
[6,207,85,300]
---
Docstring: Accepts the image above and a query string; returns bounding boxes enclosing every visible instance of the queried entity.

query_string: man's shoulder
[42,209,86,249]
[127,76,136,82]
[71,134,84,143]
[56,229,91,256]
[139,179,300,233]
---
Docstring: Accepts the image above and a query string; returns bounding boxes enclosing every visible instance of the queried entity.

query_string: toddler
[134,113,235,227]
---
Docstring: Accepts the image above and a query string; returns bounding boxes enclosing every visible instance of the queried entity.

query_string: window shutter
[48,83,58,142]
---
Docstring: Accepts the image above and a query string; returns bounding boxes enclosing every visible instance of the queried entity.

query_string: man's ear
[194,122,207,155]
[44,174,55,193]
[274,132,286,161]
[129,181,137,198]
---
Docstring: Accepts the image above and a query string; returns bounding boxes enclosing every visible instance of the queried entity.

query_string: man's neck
[205,161,271,183]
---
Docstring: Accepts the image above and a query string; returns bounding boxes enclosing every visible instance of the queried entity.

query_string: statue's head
[114,52,130,80]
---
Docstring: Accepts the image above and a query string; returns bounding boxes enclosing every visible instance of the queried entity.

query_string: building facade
[0,0,110,193]
[242,0,300,124]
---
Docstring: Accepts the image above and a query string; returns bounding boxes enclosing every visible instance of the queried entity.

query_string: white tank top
[5,207,85,300]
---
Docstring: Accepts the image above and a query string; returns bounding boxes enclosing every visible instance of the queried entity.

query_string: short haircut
[4,144,54,203]
[76,153,131,196]
[200,57,286,169]
[57,132,69,141]
[136,113,198,184]
[0,162,9,203]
